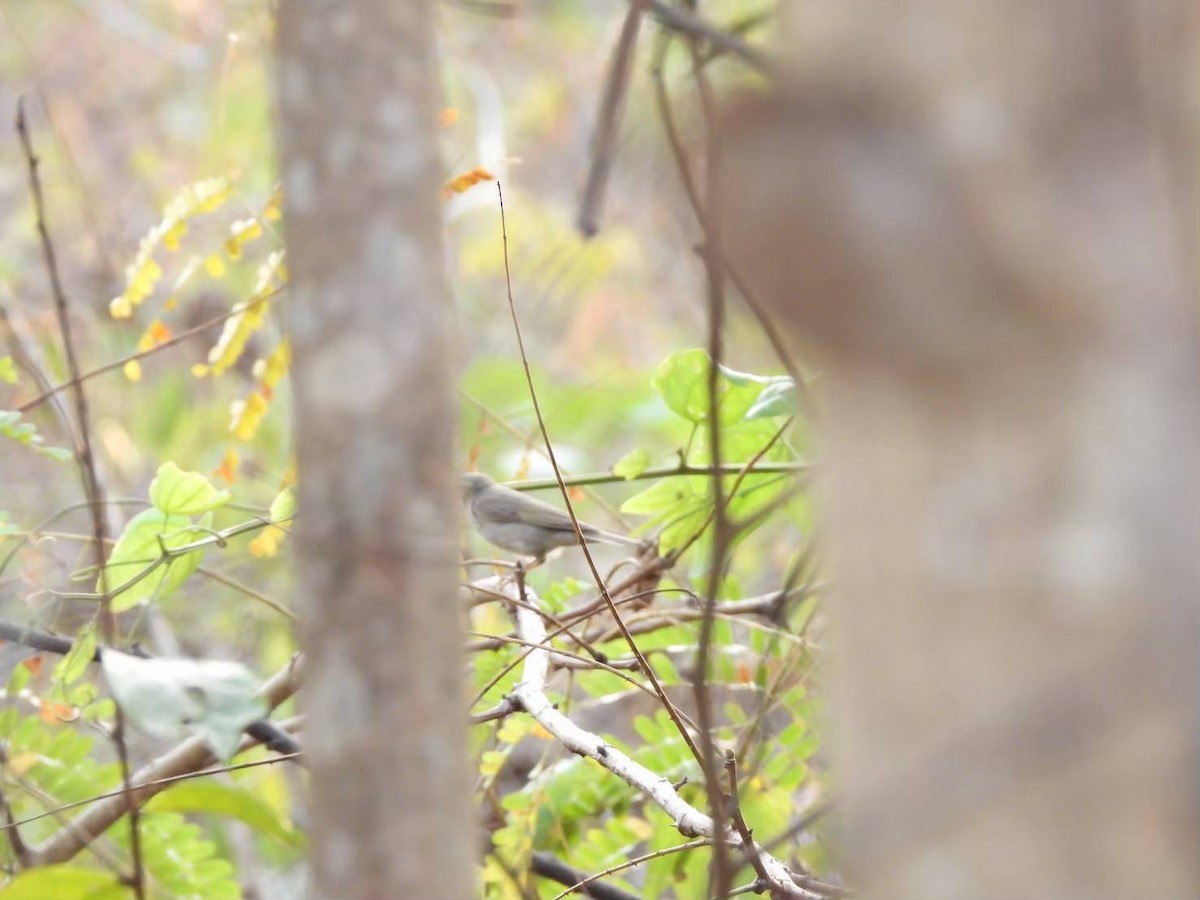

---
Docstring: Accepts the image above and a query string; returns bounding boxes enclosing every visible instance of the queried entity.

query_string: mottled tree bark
[721,3,1200,896]
[276,3,474,897]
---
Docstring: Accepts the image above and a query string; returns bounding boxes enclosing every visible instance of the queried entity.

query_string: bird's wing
[474,485,576,532]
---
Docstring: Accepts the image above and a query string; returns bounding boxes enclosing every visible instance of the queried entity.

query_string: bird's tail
[580,525,644,549]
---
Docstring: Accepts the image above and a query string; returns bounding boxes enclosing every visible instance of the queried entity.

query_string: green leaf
[0,410,73,463]
[0,865,127,899]
[620,476,711,553]
[0,356,17,385]
[100,509,210,611]
[268,485,297,524]
[4,660,30,698]
[54,623,97,687]
[542,576,587,612]
[131,811,240,898]
[619,478,693,517]
[101,650,266,761]
[653,349,767,425]
[612,447,651,480]
[744,377,796,419]
[146,781,304,849]
[149,462,231,516]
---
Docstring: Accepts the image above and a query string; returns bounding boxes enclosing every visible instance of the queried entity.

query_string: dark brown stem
[15,96,145,899]
[690,31,734,891]
[532,850,643,900]
[638,0,774,74]
[578,0,649,236]
[724,750,771,887]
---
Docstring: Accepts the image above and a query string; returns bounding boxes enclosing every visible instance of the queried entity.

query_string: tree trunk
[720,3,1200,896]
[276,2,475,897]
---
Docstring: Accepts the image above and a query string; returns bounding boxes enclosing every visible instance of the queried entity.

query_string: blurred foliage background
[0,2,828,898]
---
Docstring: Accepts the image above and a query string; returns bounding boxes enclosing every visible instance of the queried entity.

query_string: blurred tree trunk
[276,3,474,897]
[721,2,1200,896]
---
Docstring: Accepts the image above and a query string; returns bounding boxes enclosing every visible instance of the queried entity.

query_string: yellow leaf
[261,186,283,221]
[109,295,133,320]
[123,360,142,382]
[229,391,269,441]
[258,339,291,390]
[6,752,41,776]
[162,220,187,251]
[191,363,210,378]
[205,254,226,278]
[227,218,263,256]
[249,526,285,558]
[206,252,284,375]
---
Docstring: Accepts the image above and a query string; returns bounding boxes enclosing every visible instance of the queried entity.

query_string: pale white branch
[479,576,818,899]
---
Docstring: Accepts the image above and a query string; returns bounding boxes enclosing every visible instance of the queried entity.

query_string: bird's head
[461,471,494,502]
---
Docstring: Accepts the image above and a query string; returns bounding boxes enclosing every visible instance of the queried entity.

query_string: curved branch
[25,655,304,867]
[485,575,822,899]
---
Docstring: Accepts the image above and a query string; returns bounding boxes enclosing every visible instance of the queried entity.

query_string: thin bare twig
[2,751,302,835]
[15,96,146,897]
[464,627,691,723]
[546,839,710,900]
[16,287,283,415]
[578,0,649,236]
[496,182,704,766]
[692,34,733,888]
[0,300,75,444]
[0,781,30,868]
[724,750,771,886]
[639,0,774,74]
[506,460,807,492]
[650,38,812,411]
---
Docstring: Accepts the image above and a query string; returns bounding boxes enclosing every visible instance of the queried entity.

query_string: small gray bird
[462,472,641,561]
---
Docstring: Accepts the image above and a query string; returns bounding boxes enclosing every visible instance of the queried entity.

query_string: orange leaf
[214,447,239,484]
[149,319,172,344]
[442,167,494,199]
[38,699,78,723]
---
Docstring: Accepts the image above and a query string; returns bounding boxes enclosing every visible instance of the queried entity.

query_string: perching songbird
[461,472,642,562]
